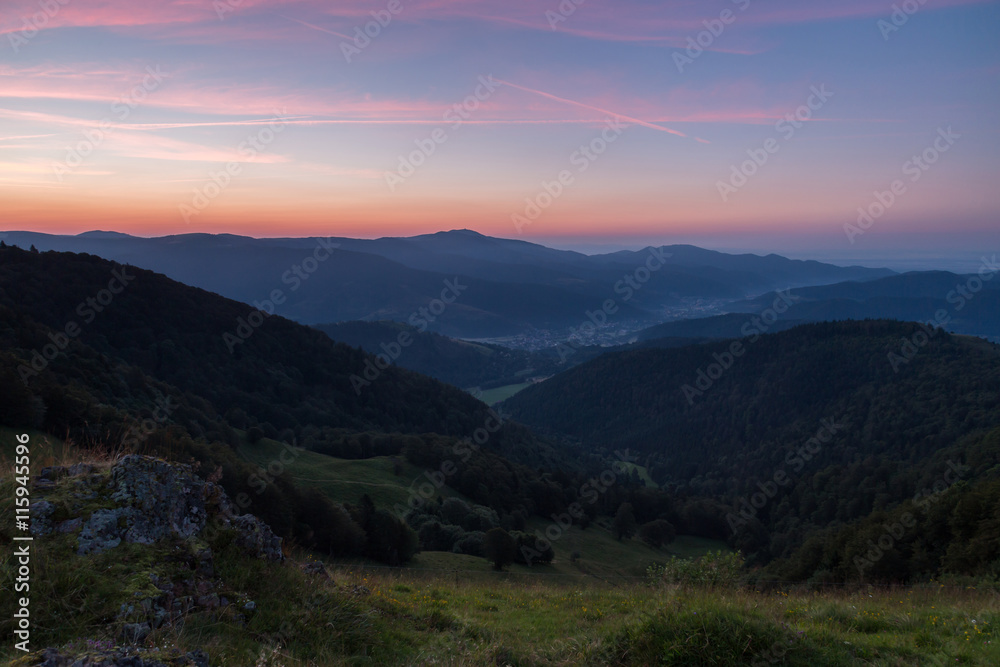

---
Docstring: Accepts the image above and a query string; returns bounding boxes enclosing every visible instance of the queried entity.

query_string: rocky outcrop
[32,455,284,561]
[24,455,288,663]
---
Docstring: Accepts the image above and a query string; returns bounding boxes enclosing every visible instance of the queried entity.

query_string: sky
[1,0,998,268]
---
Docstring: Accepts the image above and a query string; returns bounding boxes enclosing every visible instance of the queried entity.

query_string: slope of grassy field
[478,382,533,405]
[5,515,997,667]
[3,439,998,665]
[235,439,718,577]
[235,439,475,509]
[336,570,999,666]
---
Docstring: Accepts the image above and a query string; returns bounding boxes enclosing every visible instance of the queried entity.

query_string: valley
[1,239,998,665]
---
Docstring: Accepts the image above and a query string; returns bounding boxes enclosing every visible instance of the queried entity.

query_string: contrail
[115,118,647,130]
[275,14,353,40]
[496,79,697,140]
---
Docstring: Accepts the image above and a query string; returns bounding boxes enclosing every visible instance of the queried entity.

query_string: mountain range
[2,243,998,586]
[0,230,894,338]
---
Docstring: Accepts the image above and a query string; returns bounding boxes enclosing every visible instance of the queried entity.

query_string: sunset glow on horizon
[2,0,998,259]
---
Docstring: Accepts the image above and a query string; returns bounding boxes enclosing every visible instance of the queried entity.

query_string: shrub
[484,528,516,571]
[647,550,745,588]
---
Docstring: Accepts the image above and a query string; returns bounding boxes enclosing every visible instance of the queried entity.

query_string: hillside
[0,231,893,337]
[4,245,1000,591]
[0,245,585,569]
[0,451,409,664]
[316,320,562,390]
[503,320,1000,580]
[0,245,544,455]
[5,451,996,664]
[736,270,1000,341]
[636,312,808,342]
[633,270,1000,344]
[0,246,702,572]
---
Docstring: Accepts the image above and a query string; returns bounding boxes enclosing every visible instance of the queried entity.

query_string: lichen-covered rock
[231,514,284,561]
[78,508,126,555]
[56,517,83,534]
[23,455,290,666]
[109,456,214,543]
[30,500,56,537]
[52,455,284,562]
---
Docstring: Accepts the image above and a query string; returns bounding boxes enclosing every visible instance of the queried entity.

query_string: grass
[478,382,532,405]
[0,428,80,468]
[235,440,473,509]
[330,573,1000,665]
[4,434,998,665]
[234,438,706,579]
[5,520,998,667]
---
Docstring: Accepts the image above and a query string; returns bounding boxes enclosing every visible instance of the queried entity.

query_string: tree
[364,508,418,565]
[613,502,637,541]
[639,519,676,549]
[483,527,516,571]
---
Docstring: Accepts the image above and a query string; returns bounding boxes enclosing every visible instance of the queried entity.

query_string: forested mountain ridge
[633,269,1000,344]
[505,320,1000,473]
[315,320,563,390]
[3,245,998,583]
[503,320,1000,579]
[0,246,650,567]
[0,245,540,450]
[735,269,1000,341]
[0,230,893,337]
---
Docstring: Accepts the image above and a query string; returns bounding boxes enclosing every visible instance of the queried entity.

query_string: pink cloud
[1,63,859,137]
[2,0,991,46]
[496,79,691,138]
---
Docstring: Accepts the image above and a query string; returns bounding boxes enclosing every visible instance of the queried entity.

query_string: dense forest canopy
[2,246,998,583]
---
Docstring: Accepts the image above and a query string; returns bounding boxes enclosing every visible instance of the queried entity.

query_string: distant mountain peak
[76,230,134,239]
